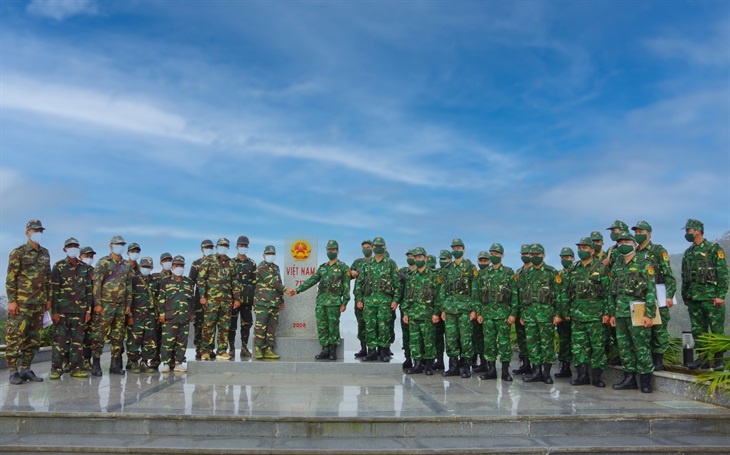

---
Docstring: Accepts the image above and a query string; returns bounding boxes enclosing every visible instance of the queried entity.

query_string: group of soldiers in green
[5,218,728,393]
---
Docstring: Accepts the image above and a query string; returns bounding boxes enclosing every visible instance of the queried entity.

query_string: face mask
[66,248,80,259]
[578,250,592,261]
[489,255,501,264]
[634,234,648,245]
[451,250,464,259]
[203,248,214,256]
[561,259,573,269]
[128,252,140,262]
[406,258,415,266]
[592,243,602,252]
[140,267,152,277]
[610,232,620,242]
[521,255,531,264]
[478,263,489,270]
[30,232,43,244]
[327,252,338,260]
[373,247,385,255]
[112,244,125,255]
[172,267,184,276]
[82,257,93,266]
[685,232,696,243]
[439,260,450,268]
[415,260,426,268]
[530,256,544,266]
[362,248,373,257]
[618,244,635,256]
[265,254,275,263]
[162,262,172,271]
[237,247,248,255]
[217,247,229,255]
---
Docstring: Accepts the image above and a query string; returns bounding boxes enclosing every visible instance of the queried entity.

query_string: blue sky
[1,0,729,281]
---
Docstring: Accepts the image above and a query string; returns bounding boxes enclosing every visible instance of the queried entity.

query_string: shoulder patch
[514,274,518,282]
[473,269,478,277]
[346,269,351,277]
[647,265,654,276]
[719,250,725,260]
[662,251,669,262]
[555,275,562,285]
[437,276,441,284]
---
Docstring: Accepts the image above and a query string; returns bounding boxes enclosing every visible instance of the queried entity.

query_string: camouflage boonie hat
[607,220,629,232]
[412,247,427,256]
[590,231,604,242]
[560,247,575,257]
[489,243,504,254]
[439,249,452,259]
[140,257,153,267]
[160,252,173,261]
[110,235,126,244]
[632,221,652,232]
[576,237,594,247]
[530,244,545,254]
[127,242,141,252]
[477,251,490,260]
[372,237,386,246]
[217,237,230,247]
[172,255,185,265]
[326,240,339,249]
[201,239,214,248]
[361,239,373,246]
[451,238,465,247]
[683,219,704,231]
[264,245,276,254]
[616,232,636,243]
[80,246,96,255]
[64,237,80,248]
[26,219,45,231]
[237,236,250,246]
[520,244,531,254]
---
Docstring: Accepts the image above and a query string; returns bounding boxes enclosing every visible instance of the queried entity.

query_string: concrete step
[187,358,403,375]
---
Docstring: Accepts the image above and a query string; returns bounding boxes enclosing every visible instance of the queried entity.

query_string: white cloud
[26,0,97,21]
[644,21,730,67]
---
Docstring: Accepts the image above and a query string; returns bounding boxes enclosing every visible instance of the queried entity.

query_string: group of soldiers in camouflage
[5,218,728,392]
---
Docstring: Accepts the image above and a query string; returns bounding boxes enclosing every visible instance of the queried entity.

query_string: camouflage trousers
[444,312,474,359]
[433,319,445,359]
[482,317,512,362]
[524,319,555,365]
[472,319,484,356]
[254,306,279,348]
[51,313,85,372]
[201,300,233,355]
[316,305,342,346]
[408,318,435,361]
[571,320,607,369]
[687,299,726,350]
[556,319,573,363]
[615,317,653,374]
[4,304,44,370]
[604,324,619,358]
[83,317,93,360]
[150,317,163,367]
[160,319,190,365]
[89,304,126,358]
[651,307,671,354]
[193,298,203,355]
[354,306,366,342]
[126,314,157,363]
[364,299,394,349]
[400,308,410,353]
[389,308,397,345]
[514,317,529,361]
[229,294,254,350]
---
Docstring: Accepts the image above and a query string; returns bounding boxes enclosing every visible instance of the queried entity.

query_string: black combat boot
[523,364,543,382]
[501,362,513,381]
[380,347,391,363]
[315,346,329,360]
[424,359,434,376]
[402,350,413,369]
[554,361,572,378]
[570,364,590,386]
[442,357,460,377]
[479,361,497,380]
[513,358,531,374]
[592,368,606,388]
[109,356,125,375]
[639,373,652,393]
[607,355,622,366]
[713,352,725,370]
[354,342,368,358]
[542,364,553,384]
[687,356,710,370]
[460,359,472,378]
[91,357,102,377]
[406,361,424,374]
[652,353,664,371]
[612,372,638,390]
[329,345,337,361]
[9,370,23,385]
[433,356,445,371]
[19,369,43,382]
[473,355,488,373]
[364,347,379,361]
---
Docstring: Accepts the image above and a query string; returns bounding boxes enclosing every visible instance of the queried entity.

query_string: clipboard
[630,301,662,326]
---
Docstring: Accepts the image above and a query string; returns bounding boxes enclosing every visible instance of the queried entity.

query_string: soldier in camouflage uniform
[559,237,610,387]
[231,235,257,358]
[553,247,575,379]
[475,244,517,381]
[253,245,292,359]
[471,252,491,374]
[126,255,157,373]
[351,240,373,358]
[190,240,214,360]
[439,238,477,378]
[158,256,195,373]
[398,249,417,369]
[513,244,533,375]
[603,220,629,366]
[90,235,133,377]
[609,232,657,393]
[433,249,451,370]
[682,219,729,369]
[49,237,92,379]
[402,247,440,375]
[197,238,241,361]
[427,255,437,271]
[295,240,350,360]
[149,252,173,368]
[632,221,677,371]
[80,246,96,371]
[590,231,607,262]
[355,237,401,362]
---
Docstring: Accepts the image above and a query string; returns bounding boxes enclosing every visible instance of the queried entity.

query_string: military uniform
[191,240,214,359]
[351,241,373,357]
[590,231,607,262]
[432,250,451,370]
[253,245,286,359]
[604,221,629,364]
[158,256,195,370]
[471,252,489,373]
[513,244,533,374]
[554,247,575,378]
[231,235,257,355]
[397,250,417,366]
[402,248,439,374]
[126,257,157,372]
[79,246,96,371]
[149,253,172,367]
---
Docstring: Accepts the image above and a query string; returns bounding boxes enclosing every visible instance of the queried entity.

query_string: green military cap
[560,247,575,257]
[427,255,437,267]
[140,257,153,267]
[520,244,531,254]
[451,238,465,247]
[201,239,214,248]
[264,245,276,254]
[489,243,504,254]
[172,255,185,265]
[632,220,652,232]
[26,219,45,231]
[237,236,250,246]
[576,237,594,247]
[683,219,704,231]
[361,239,373,246]
[439,249,452,259]
[372,237,386,246]
[160,252,173,261]
[80,246,96,255]
[217,237,230,247]
[110,235,126,244]
[326,240,339,249]
[530,244,545,254]
[406,249,415,256]
[606,220,629,232]
[590,231,604,241]
[64,237,80,247]
[616,232,636,242]
[412,247,427,256]
[127,242,141,252]
[477,251,490,259]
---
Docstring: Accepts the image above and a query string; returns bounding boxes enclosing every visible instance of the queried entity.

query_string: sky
[1,0,729,283]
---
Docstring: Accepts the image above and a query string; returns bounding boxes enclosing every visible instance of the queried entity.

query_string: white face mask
[30,232,43,244]
[66,248,80,259]
[82,257,94,266]
[217,247,229,255]
[264,254,275,263]
[140,267,152,276]
[237,247,248,255]
[112,244,125,255]
[162,262,172,271]
[203,248,214,256]
[172,266,184,276]
[128,252,140,262]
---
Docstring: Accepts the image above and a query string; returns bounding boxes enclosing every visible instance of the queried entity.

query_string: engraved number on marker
[292,322,307,328]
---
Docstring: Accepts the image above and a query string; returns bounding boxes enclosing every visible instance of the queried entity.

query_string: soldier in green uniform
[402,247,440,375]
[590,231,606,262]
[609,232,657,393]
[231,235,257,358]
[427,255,437,271]
[603,220,629,366]
[475,243,517,381]
[190,240,214,360]
[554,247,575,379]
[157,256,194,372]
[253,246,292,359]
[149,252,173,369]
[520,244,560,384]
[124,243,142,370]
[471,252,490,374]
[513,244,533,375]
[295,240,350,360]
[49,237,92,379]
[126,255,157,373]
[80,245,97,372]
[355,237,401,362]
[439,238,477,378]
[682,219,729,369]
[351,240,373,358]
[433,249,451,370]
[398,249,417,369]
[632,221,677,371]
[559,237,610,387]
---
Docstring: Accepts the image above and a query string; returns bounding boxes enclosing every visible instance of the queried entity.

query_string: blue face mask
[217,247,229,255]
[112,244,125,255]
